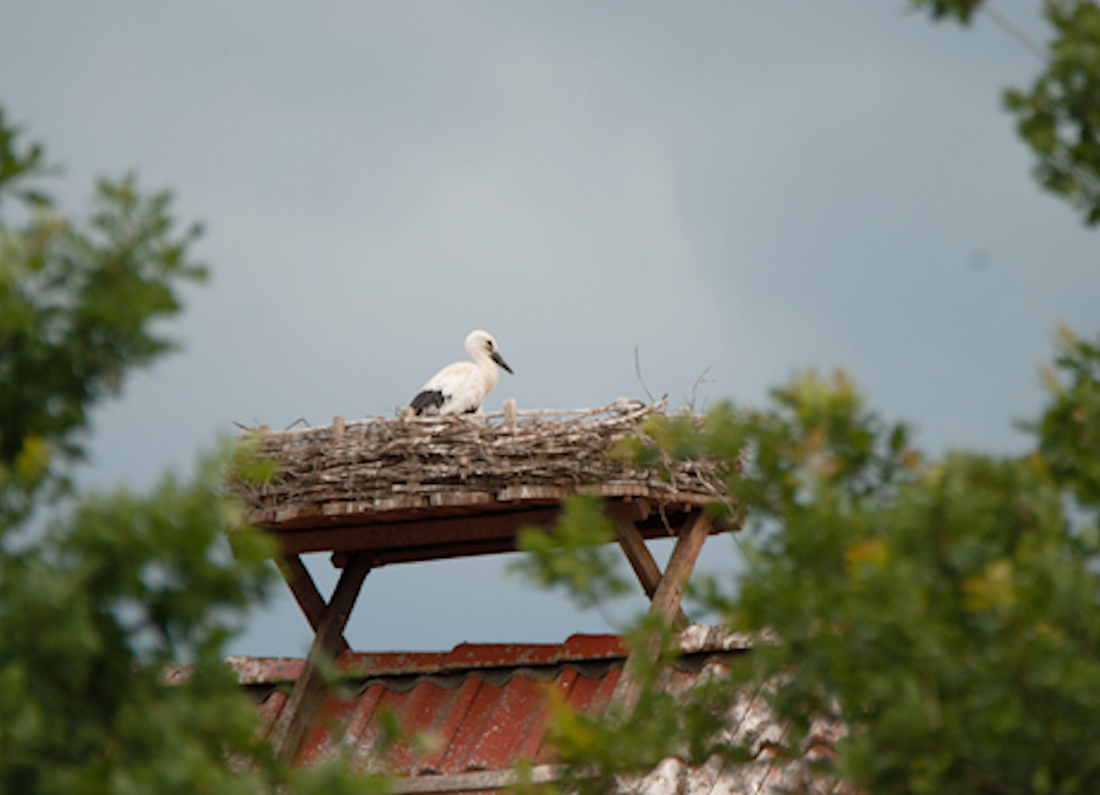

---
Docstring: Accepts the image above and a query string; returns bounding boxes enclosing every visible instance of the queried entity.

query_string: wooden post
[609,511,713,715]
[605,502,688,628]
[648,511,711,624]
[278,555,350,656]
[271,551,373,765]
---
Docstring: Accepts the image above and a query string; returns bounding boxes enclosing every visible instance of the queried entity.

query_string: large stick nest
[229,400,737,525]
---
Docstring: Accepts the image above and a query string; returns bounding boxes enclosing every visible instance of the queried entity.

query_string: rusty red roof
[235,632,738,774]
[226,628,845,795]
[229,633,630,686]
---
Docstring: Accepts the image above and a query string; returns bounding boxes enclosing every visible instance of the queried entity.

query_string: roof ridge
[223,626,751,686]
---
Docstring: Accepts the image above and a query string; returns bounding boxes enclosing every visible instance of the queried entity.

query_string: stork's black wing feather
[410,389,446,414]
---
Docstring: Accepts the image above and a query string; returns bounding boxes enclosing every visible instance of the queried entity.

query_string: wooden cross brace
[608,506,715,715]
[278,554,353,656]
[605,501,693,629]
[269,499,714,762]
[270,551,374,765]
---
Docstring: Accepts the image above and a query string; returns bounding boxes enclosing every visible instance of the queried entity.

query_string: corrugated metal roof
[243,635,630,773]
[230,634,631,686]
[230,628,844,794]
[237,632,743,773]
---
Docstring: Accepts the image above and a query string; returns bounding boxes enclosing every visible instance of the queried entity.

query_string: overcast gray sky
[2,1,1096,657]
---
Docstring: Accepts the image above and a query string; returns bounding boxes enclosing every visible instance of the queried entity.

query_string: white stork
[409,330,513,415]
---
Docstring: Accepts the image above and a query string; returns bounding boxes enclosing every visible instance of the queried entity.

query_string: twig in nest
[634,347,656,404]
[688,367,713,412]
[233,420,270,431]
[226,401,736,518]
[657,502,674,536]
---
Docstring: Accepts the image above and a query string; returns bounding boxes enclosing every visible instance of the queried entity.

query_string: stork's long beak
[492,351,513,374]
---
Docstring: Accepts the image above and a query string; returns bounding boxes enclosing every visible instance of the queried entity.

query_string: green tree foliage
[909,0,983,22]
[524,345,1100,795]
[0,111,384,794]
[913,0,1100,225]
[517,9,1100,791]
[0,454,276,795]
[1030,325,1100,507]
[725,365,1100,794]
[1004,0,1100,225]
[0,107,207,527]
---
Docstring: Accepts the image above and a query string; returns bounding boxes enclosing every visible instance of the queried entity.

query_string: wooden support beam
[272,551,374,765]
[614,521,662,598]
[274,506,564,557]
[278,554,350,655]
[609,510,713,715]
[605,503,689,628]
[649,510,712,624]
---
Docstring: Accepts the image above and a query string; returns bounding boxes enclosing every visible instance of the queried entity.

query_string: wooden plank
[609,511,713,715]
[338,537,523,567]
[274,507,719,560]
[606,506,689,629]
[497,485,564,501]
[650,511,712,624]
[429,492,494,508]
[278,554,350,655]
[247,492,726,533]
[272,552,373,765]
[607,507,662,598]
[389,765,565,794]
[274,507,564,556]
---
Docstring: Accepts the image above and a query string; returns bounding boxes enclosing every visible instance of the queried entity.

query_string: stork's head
[466,329,513,374]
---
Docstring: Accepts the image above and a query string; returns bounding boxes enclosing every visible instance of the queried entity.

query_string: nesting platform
[230,399,737,564]
[227,399,740,765]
